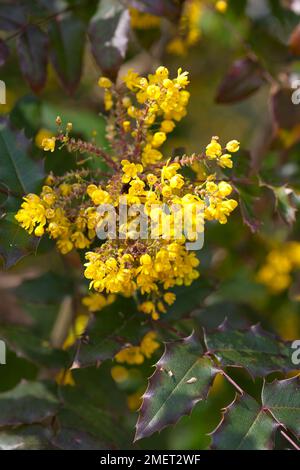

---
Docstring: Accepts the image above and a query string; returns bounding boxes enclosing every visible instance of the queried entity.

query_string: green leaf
[212,394,277,450]
[204,323,292,377]
[51,427,108,450]
[262,376,300,438]
[269,185,298,225]
[0,381,60,427]
[135,332,218,441]
[48,13,86,94]
[0,38,9,67]
[88,0,130,80]
[73,298,145,368]
[0,118,44,196]
[0,3,26,31]
[17,25,48,93]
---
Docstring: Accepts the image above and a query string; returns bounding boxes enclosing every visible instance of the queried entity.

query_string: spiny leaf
[212,394,277,450]
[270,185,298,225]
[262,376,300,438]
[135,332,218,441]
[17,24,48,93]
[72,298,145,368]
[215,57,266,104]
[0,381,60,427]
[204,323,292,377]
[51,427,108,450]
[48,13,86,94]
[88,0,130,80]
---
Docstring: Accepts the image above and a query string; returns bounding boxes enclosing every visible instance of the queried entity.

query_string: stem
[220,370,244,395]
[280,429,300,451]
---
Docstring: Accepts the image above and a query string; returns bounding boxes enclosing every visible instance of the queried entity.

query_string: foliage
[0,0,300,451]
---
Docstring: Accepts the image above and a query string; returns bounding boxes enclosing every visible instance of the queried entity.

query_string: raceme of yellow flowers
[257,242,300,294]
[15,65,239,320]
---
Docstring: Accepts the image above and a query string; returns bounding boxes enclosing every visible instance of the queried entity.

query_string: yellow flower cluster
[257,242,300,293]
[15,181,98,254]
[16,65,239,319]
[114,331,160,365]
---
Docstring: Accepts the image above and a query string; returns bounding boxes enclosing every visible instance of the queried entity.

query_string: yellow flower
[35,129,55,149]
[219,154,233,168]
[98,76,112,88]
[121,160,143,183]
[226,140,240,153]
[215,1,227,13]
[41,136,56,152]
[152,131,166,148]
[206,138,222,159]
[146,84,161,100]
[111,365,129,383]
[161,120,175,133]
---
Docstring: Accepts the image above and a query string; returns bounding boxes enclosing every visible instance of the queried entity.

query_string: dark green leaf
[88,0,130,80]
[0,117,44,196]
[216,57,266,104]
[51,427,108,450]
[212,394,277,450]
[0,381,60,427]
[17,25,48,93]
[48,13,86,94]
[135,332,218,441]
[204,324,292,377]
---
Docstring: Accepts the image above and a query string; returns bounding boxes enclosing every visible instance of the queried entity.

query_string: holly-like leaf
[88,0,130,80]
[212,394,277,450]
[48,13,86,94]
[17,24,48,93]
[51,427,108,450]
[135,332,218,441]
[128,0,183,21]
[0,381,60,427]
[215,57,266,104]
[262,376,300,438]
[204,324,292,377]
[72,298,145,368]
[0,118,44,197]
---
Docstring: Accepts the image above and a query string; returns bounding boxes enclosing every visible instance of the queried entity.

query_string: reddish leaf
[17,25,48,93]
[216,57,266,104]
[88,0,130,80]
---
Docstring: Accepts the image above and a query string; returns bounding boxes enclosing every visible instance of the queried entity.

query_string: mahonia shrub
[15,66,239,321]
